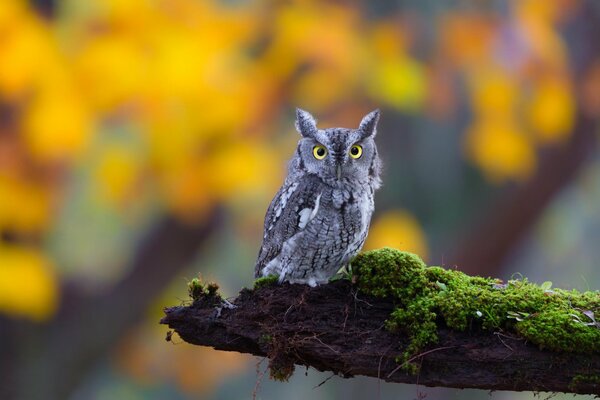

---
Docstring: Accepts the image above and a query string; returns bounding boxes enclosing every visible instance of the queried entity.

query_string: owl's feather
[254,174,323,278]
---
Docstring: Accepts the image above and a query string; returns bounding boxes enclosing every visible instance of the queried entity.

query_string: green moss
[188,278,204,300]
[253,274,279,289]
[353,248,600,373]
[259,334,273,345]
[355,248,429,299]
[269,362,294,382]
[187,277,220,300]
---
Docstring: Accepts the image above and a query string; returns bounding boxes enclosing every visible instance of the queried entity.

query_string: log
[160,279,600,395]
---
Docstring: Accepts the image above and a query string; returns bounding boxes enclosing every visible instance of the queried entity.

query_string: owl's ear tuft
[359,109,380,138]
[295,108,318,138]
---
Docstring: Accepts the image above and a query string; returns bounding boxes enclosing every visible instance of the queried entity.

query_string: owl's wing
[254,175,322,277]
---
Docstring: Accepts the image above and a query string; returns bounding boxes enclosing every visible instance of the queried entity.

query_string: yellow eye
[349,144,363,159]
[313,145,327,160]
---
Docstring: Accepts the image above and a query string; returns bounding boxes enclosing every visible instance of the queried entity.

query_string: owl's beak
[336,164,342,180]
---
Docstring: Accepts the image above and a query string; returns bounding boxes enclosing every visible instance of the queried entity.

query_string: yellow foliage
[0,8,54,98]
[23,85,93,163]
[147,2,259,102]
[95,145,142,206]
[367,54,427,112]
[157,159,213,222]
[515,0,569,69]
[365,210,429,260]
[147,29,212,101]
[526,76,575,143]
[74,33,149,111]
[470,69,520,118]
[208,141,282,202]
[439,14,495,68]
[516,0,562,23]
[86,0,154,28]
[274,2,359,66]
[0,0,581,250]
[365,22,426,112]
[465,118,536,182]
[0,2,93,163]
[293,67,356,110]
[264,1,362,87]
[145,107,210,166]
[0,245,58,321]
[0,175,51,233]
[370,22,408,58]
[0,0,26,25]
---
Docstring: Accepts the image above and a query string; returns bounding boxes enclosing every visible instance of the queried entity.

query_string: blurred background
[0,0,599,399]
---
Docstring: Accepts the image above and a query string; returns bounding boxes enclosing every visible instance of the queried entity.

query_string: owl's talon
[221,299,236,309]
[212,299,237,319]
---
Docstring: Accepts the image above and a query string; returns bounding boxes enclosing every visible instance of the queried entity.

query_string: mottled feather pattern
[254,176,320,277]
[255,109,382,286]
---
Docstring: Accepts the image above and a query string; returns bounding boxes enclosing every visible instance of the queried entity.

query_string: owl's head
[291,108,382,188]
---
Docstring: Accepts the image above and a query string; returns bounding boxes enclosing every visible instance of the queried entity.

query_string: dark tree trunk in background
[0,211,222,400]
[450,111,598,276]
[448,1,600,276]
[30,0,56,18]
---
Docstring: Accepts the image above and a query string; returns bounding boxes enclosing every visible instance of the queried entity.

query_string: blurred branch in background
[451,110,598,276]
[1,210,222,400]
[30,0,55,18]
[448,3,600,276]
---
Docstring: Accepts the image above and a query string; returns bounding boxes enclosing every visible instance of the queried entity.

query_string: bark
[161,280,600,395]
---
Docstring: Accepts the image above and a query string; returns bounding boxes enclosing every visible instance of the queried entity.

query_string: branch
[161,280,600,395]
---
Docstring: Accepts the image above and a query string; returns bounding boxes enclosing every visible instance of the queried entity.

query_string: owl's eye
[349,144,363,159]
[313,145,327,160]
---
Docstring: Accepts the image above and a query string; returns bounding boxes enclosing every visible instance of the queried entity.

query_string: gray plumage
[254,108,382,286]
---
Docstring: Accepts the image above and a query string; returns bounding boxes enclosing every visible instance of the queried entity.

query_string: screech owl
[254,108,382,286]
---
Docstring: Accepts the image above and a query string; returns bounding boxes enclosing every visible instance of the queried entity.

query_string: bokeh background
[1,0,599,399]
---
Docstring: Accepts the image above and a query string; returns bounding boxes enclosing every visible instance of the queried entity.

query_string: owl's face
[292,109,381,187]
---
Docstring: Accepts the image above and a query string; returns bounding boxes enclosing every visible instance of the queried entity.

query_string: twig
[387,346,457,379]
[313,372,336,389]
[253,357,268,400]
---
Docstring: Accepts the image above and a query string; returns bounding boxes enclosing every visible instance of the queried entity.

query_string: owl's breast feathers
[254,174,374,279]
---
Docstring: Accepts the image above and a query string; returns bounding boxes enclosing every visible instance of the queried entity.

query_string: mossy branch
[161,249,600,395]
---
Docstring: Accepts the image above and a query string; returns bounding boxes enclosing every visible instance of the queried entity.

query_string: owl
[254,108,382,286]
